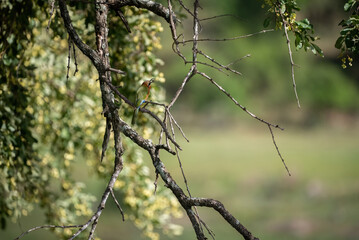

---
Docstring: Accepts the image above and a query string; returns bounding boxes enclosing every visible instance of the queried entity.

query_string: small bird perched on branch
[131,78,154,125]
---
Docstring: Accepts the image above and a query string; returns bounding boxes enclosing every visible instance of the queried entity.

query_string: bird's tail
[131,107,139,125]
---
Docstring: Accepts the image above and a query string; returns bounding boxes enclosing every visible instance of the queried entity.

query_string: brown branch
[110,188,125,221]
[188,198,259,240]
[192,0,200,66]
[72,43,79,76]
[108,0,177,24]
[59,0,101,69]
[103,79,182,150]
[177,0,195,17]
[168,0,187,61]
[168,65,196,108]
[268,125,291,176]
[100,117,111,162]
[114,8,131,33]
[66,36,72,81]
[106,67,126,75]
[112,115,258,239]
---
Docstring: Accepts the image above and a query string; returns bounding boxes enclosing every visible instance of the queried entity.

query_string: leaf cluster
[335,0,359,68]
[262,0,323,56]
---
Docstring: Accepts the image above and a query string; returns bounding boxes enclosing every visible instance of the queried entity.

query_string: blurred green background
[3,0,359,239]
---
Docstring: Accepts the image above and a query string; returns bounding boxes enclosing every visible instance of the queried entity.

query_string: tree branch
[58,0,101,68]
[108,0,177,23]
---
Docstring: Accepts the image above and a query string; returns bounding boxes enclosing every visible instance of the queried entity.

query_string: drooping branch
[58,0,101,68]
[114,115,259,240]
[15,225,83,240]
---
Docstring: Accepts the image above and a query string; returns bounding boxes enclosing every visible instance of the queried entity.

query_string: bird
[131,78,154,125]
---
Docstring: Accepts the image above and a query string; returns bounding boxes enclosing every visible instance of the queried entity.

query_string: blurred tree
[1,0,358,240]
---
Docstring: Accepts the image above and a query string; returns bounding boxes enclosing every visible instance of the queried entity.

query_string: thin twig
[103,80,182,150]
[200,14,242,21]
[177,0,195,17]
[186,60,229,75]
[168,0,187,61]
[15,225,83,240]
[106,67,126,75]
[66,36,72,81]
[72,43,79,76]
[46,0,56,31]
[167,110,189,142]
[180,29,274,43]
[154,171,159,194]
[168,65,196,108]
[114,8,131,33]
[267,125,291,176]
[197,71,283,130]
[110,188,125,221]
[225,54,251,67]
[196,50,242,75]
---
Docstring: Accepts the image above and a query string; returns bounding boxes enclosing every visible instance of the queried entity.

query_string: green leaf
[263,17,271,28]
[295,19,312,30]
[335,36,344,49]
[344,0,356,11]
[312,43,324,57]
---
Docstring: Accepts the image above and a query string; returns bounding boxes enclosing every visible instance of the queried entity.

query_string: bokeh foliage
[1,1,181,239]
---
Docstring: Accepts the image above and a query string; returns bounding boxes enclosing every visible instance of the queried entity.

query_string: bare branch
[168,65,196,108]
[106,67,126,75]
[268,125,291,176]
[177,0,195,17]
[200,13,242,21]
[15,225,83,240]
[72,43,79,76]
[110,188,125,221]
[59,0,101,68]
[188,197,259,240]
[167,110,189,142]
[100,117,111,162]
[103,79,182,150]
[46,0,56,32]
[197,71,284,130]
[197,49,242,75]
[168,0,187,61]
[66,36,72,81]
[114,8,131,33]
[180,29,274,43]
[108,0,178,24]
